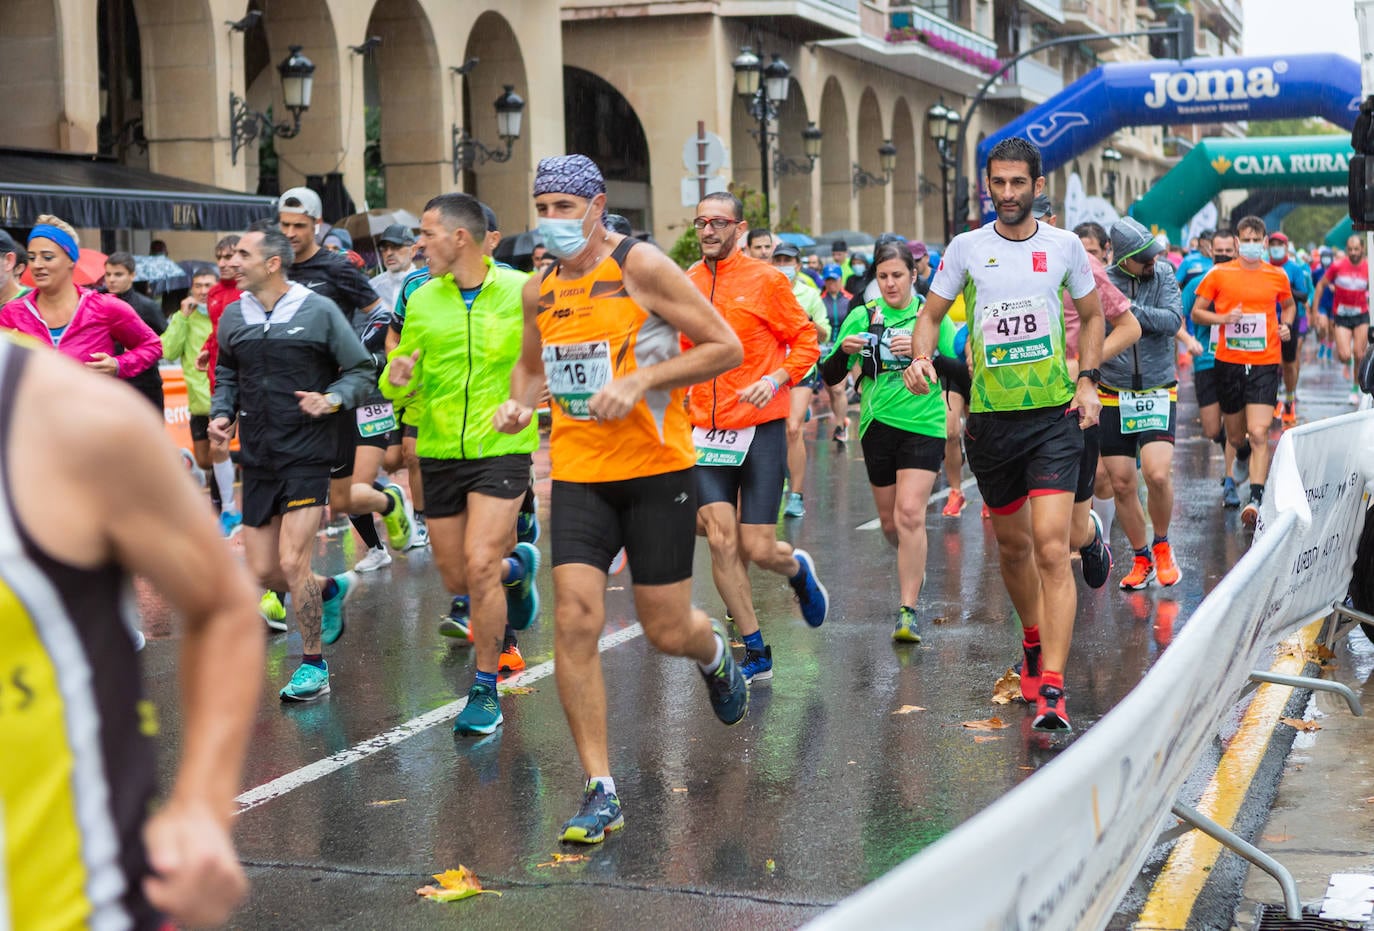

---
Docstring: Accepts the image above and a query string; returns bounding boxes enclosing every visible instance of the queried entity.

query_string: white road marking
[234,623,645,814]
[1319,873,1374,922]
[856,477,979,530]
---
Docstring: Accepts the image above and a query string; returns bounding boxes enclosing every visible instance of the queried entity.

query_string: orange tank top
[537,238,695,483]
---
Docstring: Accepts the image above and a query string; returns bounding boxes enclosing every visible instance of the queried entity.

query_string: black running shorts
[964,404,1083,513]
[1076,423,1099,504]
[1097,386,1176,459]
[859,418,943,487]
[1193,366,1218,409]
[694,417,788,525]
[1280,327,1302,363]
[1334,311,1370,330]
[189,414,209,442]
[420,454,532,519]
[1215,361,1280,415]
[551,469,697,585]
[242,470,331,528]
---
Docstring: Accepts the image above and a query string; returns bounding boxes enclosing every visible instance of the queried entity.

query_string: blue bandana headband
[28,224,79,263]
[533,155,606,199]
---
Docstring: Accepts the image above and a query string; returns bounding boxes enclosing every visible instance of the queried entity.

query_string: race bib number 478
[980,296,1053,367]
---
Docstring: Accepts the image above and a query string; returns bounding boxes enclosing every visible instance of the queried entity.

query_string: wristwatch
[1077,368,1101,385]
[324,392,343,412]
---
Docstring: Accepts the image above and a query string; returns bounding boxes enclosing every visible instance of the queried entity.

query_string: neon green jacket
[380,258,537,460]
[161,307,213,415]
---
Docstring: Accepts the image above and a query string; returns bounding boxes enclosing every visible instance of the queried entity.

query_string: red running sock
[1042,669,1064,691]
[1021,624,1040,648]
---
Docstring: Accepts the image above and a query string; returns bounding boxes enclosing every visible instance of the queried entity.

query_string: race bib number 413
[693,425,756,467]
[543,341,611,420]
[980,296,1052,367]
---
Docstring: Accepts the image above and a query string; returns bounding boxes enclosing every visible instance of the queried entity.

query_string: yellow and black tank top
[537,238,695,483]
[0,336,159,930]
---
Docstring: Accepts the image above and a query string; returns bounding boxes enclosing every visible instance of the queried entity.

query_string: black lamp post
[451,84,525,184]
[852,140,898,192]
[926,98,961,243]
[229,45,316,166]
[1101,145,1122,208]
[734,46,820,222]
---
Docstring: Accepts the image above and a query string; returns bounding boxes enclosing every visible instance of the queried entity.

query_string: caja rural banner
[807,412,1374,930]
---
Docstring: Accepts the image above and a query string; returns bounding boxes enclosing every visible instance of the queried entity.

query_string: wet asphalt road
[134,356,1364,929]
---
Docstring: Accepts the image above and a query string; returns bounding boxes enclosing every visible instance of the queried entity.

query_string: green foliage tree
[665,181,812,268]
[364,105,386,208]
[1282,205,1348,250]
[1248,118,1343,137]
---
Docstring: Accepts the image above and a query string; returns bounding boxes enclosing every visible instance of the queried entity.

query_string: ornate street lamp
[229,45,316,166]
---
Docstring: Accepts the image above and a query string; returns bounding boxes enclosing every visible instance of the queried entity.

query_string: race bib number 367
[543,341,611,420]
[1223,313,1267,353]
[980,296,1052,367]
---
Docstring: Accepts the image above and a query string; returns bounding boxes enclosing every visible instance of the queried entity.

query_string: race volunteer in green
[821,239,954,643]
[381,192,540,737]
[904,136,1104,733]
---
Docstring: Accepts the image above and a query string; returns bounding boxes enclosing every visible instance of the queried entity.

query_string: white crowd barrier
[807,411,1374,931]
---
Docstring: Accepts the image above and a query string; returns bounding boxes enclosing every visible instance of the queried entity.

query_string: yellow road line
[1134,618,1323,931]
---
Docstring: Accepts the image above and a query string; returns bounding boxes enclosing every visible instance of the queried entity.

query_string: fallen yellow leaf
[765,859,776,872]
[368,799,406,807]
[961,717,1010,731]
[535,852,589,868]
[973,735,1003,743]
[991,668,1021,705]
[1262,833,1293,843]
[499,685,536,695]
[417,866,501,903]
[892,705,927,715]
[1280,717,1321,732]
[930,616,949,625]
[672,787,688,793]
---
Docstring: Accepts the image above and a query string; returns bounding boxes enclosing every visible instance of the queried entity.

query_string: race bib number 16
[980,296,1053,367]
[543,341,611,420]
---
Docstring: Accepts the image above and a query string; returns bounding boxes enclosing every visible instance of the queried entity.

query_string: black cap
[771,241,800,259]
[481,203,499,234]
[831,239,848,252]
[603,213,634,236]
[0,230,21,263]
[377,223,415,246]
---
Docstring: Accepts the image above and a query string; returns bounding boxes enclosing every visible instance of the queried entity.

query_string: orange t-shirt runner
[537,238,695,483]
[1196,262,1292,366]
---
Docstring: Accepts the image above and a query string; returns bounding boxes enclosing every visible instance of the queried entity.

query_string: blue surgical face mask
[779,265,797,283]
[1269,246,1287,262]
[852,263,867,276]
[1321,255,1333,266]
[1238,242,1265,261]
[537,205,593,259]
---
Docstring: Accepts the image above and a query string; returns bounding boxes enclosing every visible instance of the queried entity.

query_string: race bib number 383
[980,296,1052,367]
[356,402,397,437]
[543,341,611,420]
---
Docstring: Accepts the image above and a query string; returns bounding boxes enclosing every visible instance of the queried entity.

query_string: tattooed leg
[280,506,325,652]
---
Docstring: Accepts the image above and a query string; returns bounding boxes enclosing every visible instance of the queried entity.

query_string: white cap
[277,187,322,220]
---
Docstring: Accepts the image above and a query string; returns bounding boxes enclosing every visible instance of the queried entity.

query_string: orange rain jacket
[685,250,820,431]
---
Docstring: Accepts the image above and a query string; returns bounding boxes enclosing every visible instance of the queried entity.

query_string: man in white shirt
[369,223,419,311]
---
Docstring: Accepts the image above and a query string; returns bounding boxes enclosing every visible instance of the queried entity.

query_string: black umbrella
[493,230,543,272]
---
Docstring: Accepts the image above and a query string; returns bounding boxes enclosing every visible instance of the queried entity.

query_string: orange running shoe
[1152,540,1181,587]
[981,502,991,519]
[499,642,526,674]
[1273,401,1283,421]
[942,488,967,517]
[1281,400,1297,426]
[1119,553,1156,591]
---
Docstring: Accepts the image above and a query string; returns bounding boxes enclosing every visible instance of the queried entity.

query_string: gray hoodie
[1103,258,1183,390]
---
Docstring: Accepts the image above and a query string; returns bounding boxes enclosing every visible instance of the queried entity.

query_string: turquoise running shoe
[560,780,624,844]
[322,572,356,645]
[454,682,503,735]
[279,662,329,702]
[504,542,540,631]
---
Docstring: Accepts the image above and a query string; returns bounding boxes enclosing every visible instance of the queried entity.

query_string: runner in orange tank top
[492,155,748,846]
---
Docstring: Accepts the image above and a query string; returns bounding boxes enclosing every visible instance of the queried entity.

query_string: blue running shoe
[504,542,540,630]
[454,682,503,735]
[783,492,805,519]
[439,596,471,640]
[1078,510,1113,589]
[699,620,748,725]
[280,662,329,702]
[560,780,624,844]
[740,644,773,683]
[517,509,540,545]
[219,510,243,539]
[789,549,829,627]
[1221,476,1241,509]
[892,605,922,643]
[322,572,356,645]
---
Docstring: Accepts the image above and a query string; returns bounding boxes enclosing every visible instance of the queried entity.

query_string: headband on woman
[28,224,79,263]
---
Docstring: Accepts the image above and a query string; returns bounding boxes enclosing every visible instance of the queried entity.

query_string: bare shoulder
[20,347,164,462]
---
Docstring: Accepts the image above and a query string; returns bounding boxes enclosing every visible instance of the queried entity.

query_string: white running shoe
[355,545,393,572]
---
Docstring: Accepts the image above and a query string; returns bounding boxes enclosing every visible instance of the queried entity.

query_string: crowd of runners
[2,135,1363,928]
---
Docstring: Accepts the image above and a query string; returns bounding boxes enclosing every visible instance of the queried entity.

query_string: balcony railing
[887,5,1001,75]
[1011,55,1065,98]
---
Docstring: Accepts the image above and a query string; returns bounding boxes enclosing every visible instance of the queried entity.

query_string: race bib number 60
[543,341,611,420]
[980,296,1052,367]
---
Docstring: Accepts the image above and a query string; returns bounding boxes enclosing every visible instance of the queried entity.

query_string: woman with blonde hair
[0,215,162,383]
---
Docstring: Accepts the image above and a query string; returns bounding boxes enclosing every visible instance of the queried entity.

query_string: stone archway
[130,0,219,181]
[819,77,850,233]
[563,66,651,231]
[774,78,813,232]
[0,0,67,150]
[891,98,917,238]
[364,0,443,213]
[462,11,530,233]
[855,87,884,235]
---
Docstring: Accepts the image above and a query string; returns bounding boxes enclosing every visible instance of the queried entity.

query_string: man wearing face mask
[1312,234,1369,400]
[1101,218,1185,590]
[686,191,829,686]
[1192,216,1296,529]
[1267,232,1312,424]
[843,253,869,297]
[1310,246,1336,359]
[771,241,831,518]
